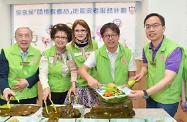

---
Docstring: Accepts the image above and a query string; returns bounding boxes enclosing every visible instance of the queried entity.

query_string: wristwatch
[143,90,149,99]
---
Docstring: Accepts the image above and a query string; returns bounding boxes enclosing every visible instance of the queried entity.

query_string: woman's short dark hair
[50,23,72,42]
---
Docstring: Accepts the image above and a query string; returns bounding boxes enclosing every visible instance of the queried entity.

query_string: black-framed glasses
[102,33,118,39]
[144,23,162,30]
[54,36,67,41]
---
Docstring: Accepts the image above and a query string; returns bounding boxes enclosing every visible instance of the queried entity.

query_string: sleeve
[0,49,10,93]
[67,51,78,82]
[128,53,137,71]
[166,47,182,73]
[142,49,148,63]
[39,53,49,90]
[84,52,96,68]
[26,69,39,88]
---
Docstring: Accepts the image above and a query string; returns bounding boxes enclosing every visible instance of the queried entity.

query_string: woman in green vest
[64,19,99,107]
[39,23,77,105]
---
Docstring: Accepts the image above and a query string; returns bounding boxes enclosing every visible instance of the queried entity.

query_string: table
[5,107,176,122]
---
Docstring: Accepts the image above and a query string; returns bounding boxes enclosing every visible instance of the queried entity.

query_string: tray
[6,116,42,122]
[143,117,176,122]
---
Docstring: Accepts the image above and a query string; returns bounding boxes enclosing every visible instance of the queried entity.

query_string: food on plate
[0,104,40,116]
[84,104,135,119]
[102,83,125,97]
[7,118,19,122]
[106,83,117,89]
[103,91,115,97]
[42,104,81,121]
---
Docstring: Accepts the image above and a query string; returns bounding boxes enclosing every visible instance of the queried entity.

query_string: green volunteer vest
[144,37,184,104]
[95,43,132,85]
[44,46,71,92]
[67,40,98,86]
[2,43,41,100]
[183,49,187,100]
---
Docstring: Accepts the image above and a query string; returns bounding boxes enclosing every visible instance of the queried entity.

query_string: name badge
[74,52,82,57]
[20,62,30,66]
[150,61,156,67]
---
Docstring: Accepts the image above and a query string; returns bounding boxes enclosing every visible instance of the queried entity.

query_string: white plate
[143,117,176,122]
[6,116,42,122]
[110,118,145,122]
[0,116,10,122]
[76,118,109,122]
[95,86,131,100]
[41,118,76,122]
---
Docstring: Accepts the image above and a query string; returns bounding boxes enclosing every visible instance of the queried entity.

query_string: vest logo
[32,56,37,63]
[159,54,165,62]
[85,52,91,58]
[121,58,127,64]
[49,56,54,64]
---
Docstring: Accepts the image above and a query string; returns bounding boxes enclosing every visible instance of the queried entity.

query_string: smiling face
[102,28,120,52]
[15,27,33,52]
[54,31,68,50]
[144,16,165,42]
[74,24,88,43]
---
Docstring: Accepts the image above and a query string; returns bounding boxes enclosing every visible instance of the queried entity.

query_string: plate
[95,86,131,100]
[0,116,10,122]
[110,118,145,122]
[76,118,109,122]
[143,117,176,122]
[6,116,42,122]
[41,118,76,122]
[95,86,131,103]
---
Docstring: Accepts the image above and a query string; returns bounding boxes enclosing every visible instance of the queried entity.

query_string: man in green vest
[0,27,41,105]
[78,23,137,99]
[128,13,184,117]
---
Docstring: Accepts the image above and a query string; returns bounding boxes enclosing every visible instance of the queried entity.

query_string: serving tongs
[44,98,57,114]
[0,95,19,109]
[68,93,78,105]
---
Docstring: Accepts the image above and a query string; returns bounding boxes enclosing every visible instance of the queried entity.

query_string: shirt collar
[149,35,164,50]
[20,48,29,54]
[106,44,119,55]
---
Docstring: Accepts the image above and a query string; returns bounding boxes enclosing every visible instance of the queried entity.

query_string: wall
[0,0,11,49]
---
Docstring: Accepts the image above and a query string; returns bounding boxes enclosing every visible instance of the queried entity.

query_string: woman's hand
[42,87,51,102]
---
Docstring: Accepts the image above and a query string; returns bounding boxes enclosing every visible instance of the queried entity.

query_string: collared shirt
[84,45,137,80]
[142,37,182,73]
[39,51,77,90]
[20,49,29,62]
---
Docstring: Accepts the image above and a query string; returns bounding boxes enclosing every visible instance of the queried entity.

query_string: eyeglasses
[102,33,118,39]
[16,34,31,39]
[74,29,87,34]
[54,36,67,41]
[144,23,162,30]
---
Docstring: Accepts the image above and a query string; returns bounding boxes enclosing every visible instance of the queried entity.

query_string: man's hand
[3,89,15,101]
[128,90,144,100]
[87,77,101,89]
[13,78,28,92]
